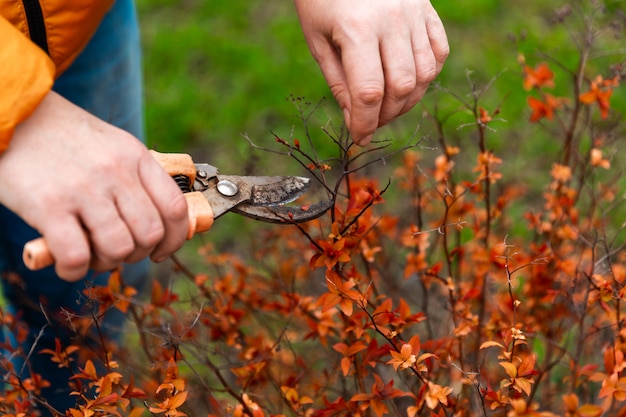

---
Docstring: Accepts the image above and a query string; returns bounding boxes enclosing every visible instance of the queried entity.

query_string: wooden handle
[22,191,215,271]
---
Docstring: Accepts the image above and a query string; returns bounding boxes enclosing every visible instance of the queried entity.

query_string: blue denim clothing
[0,0,147,413]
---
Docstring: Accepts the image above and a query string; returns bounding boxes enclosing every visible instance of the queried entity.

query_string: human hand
[294,0,449,145]
[0,91,189,281]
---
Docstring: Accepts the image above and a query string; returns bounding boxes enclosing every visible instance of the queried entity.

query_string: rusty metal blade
[191,162,327,222]
[232,199,333,223]
[227,175,311,206]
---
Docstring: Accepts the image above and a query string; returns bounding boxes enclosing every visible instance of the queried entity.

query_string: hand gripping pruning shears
[22,151,332,270]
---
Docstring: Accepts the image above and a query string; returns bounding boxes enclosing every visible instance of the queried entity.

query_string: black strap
[22,0,49,55]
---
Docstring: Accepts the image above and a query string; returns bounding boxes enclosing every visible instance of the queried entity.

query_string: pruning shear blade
[193,162,325,222]
[233,198,333,223]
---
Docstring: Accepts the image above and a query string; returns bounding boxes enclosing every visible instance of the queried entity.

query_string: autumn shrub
[2,2,626,417]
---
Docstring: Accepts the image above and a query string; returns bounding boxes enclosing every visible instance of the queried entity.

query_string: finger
[395,12,447,117]
[115,185,165,263]
[43,216,91,282]
[393,51,432,118]
[377,25,417,127]
[412,21,438,86]
[340,37,385,145]
[79,199,135,271]
[138,155,189,263]
[411,6,447,85]
[425,10,450,74]
[309,40,352,130]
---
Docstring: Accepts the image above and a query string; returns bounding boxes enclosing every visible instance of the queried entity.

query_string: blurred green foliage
[137,0,623,160]
[137,0,330,171]
[136,0,625,256]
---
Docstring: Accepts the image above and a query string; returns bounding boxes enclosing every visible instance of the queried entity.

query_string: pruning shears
[23,151,332,270]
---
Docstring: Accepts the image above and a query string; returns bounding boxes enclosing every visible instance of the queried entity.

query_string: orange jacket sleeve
[0,17,55,154]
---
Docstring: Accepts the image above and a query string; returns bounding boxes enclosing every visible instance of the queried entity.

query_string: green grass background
[138,0,538,157]
[137,0,623,156]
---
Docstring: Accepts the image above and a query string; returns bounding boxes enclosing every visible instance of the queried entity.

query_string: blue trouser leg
[0,0,147,413]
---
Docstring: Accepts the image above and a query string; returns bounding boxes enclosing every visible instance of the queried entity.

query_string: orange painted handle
[22,191,215,271]
[185,191,214,238]
[22,237,54,270]
[148,150,215,237]
[149,150,197,182]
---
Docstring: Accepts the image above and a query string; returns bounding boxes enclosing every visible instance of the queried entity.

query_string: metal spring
[173,175,192,193]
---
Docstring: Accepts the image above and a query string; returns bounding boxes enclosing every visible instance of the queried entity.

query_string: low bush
[1,2,625,416]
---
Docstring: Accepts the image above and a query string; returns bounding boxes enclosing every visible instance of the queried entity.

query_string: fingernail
[342,107,351,129]
[355,134,372,146]
[151,254,167,263]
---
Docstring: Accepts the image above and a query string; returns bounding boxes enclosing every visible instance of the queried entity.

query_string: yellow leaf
[515,377,533,396]
[299,396,314,404]
[480,341,505,350]
[281,386,298,402]
[562,393,579,410]
[416,353,436,364]
[578,404,603,417]
[84,360,97,378]
[499,361,518,378]
[99,375,113,397]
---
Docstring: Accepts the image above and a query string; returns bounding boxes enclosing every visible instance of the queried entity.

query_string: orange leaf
[96,375,114,399]
[340,357,351,376]
[523,62,555,90]
[479,107,492,124]
[518,354,537,377]
[528,95,553,122]
[579,75,616,119]
[578,404,603,417]
[407,334,421,354]
[387,344,417,371]
[562,393,579,410]
[590,148,610,169]
[168,390,188,409]
[369,399,388,417]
